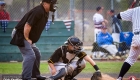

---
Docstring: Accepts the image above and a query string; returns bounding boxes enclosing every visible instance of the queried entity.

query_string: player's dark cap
[110,9,115,13]
[0,1,6,6]
[96,6,103,11]
[42,0,57,4]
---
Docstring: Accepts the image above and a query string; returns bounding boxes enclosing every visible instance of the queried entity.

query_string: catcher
[47,36,101,80]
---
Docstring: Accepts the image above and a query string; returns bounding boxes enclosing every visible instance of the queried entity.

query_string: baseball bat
[129,0,136,8]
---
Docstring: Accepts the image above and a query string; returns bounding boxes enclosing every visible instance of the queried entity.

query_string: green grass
[0,61,140,74]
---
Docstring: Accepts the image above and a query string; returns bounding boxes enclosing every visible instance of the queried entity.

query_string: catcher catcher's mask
[42,0,58,12]
[65,36,83,54]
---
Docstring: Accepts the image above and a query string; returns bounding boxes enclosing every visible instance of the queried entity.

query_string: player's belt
[14,28,16,30]
[95,27,102,29]
[134,32,140,35]
[94,25,102,29]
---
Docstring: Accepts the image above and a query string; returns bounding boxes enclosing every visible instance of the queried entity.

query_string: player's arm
[24,23,32,44]
[84,55,100,71]
[48,48,62,75]
[102,19,108,26]
[104,19,108,24]
[48,57,57,75]
[102,21,106,27]
[117,8,133,21]
[48,62,57,75]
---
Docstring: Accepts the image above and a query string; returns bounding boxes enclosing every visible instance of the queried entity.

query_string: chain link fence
[1,0,139,45]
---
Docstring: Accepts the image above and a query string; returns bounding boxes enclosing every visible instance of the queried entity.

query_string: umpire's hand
[27,39,32,44]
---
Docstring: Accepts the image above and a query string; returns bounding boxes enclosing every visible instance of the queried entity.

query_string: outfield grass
[0,61,140,74]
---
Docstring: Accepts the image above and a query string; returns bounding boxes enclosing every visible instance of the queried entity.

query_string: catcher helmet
[65,36,83,53]
[65,36,83,46]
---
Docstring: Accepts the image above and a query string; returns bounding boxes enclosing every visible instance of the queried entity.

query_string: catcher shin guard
[64,66,84,80]
[72,59,86,76]
[64,75,77,80]
[64,60,86,80]
[49,68,67,80]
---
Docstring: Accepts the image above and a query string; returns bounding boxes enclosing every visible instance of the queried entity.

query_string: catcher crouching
[47,36,101,80]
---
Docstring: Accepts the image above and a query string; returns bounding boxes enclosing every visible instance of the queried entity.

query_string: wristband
[25,37,29,40]
[93,65,100,71]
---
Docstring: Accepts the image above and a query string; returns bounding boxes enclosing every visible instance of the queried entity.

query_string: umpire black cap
[42,0,57,4]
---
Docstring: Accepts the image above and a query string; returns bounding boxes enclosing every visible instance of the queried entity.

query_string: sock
[117,77,122,80]
[118,62,131,79]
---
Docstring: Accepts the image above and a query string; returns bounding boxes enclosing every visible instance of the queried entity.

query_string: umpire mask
[42,0,58,12]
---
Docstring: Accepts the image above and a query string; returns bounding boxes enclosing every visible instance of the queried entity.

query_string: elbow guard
[117,13,122,19]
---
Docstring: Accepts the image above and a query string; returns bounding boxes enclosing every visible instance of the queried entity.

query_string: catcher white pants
[48,60,86,76]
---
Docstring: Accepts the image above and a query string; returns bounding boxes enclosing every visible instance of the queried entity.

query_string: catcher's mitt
[91,71,102,80]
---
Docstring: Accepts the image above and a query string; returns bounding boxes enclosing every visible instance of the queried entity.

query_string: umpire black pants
[12,29,41,79]
[18,40,41,79]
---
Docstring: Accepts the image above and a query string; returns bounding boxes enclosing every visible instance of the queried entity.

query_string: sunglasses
[0,4,5,6]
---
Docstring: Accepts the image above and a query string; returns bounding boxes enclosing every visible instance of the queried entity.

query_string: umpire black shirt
[15,4,49,43]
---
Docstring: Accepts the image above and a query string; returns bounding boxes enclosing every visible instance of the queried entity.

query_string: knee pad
[66,65,74,75]
[77,59,86,69]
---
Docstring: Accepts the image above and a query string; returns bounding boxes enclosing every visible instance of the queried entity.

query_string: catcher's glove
[91,71,102,80]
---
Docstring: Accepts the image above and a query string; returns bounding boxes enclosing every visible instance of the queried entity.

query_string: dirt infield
[0,73,140,80]
[74,73,140,80]
[0,74,140,80]
[76,78,140,80]
[76,74,140,80]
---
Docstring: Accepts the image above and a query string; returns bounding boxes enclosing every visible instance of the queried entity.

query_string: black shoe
[36,76,46,80]
[116,52,121,57]
[72,78,77,80]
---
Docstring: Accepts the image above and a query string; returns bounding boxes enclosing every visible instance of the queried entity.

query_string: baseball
[128,76,136,80]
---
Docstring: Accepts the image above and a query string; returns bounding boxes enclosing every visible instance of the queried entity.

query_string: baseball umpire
[10,0,57,80]
[116,5,140,80]
[47,36,101,80]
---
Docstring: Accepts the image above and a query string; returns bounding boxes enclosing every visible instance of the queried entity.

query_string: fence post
[27,0,30,12]
[82,0,85,41]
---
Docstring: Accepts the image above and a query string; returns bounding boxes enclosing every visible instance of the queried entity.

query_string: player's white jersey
[93,13,104,28]
[120,6,140,32]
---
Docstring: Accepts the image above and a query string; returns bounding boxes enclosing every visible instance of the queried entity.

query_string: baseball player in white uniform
[116,6,140,80]
[93,6,108,42]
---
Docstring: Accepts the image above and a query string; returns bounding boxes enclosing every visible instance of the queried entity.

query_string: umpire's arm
[24,23,32,44]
